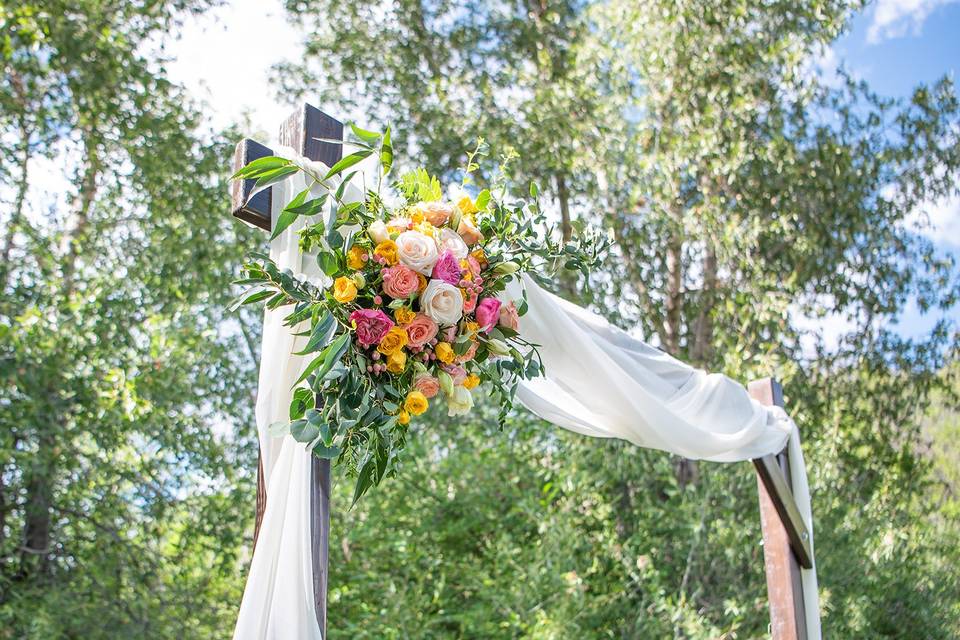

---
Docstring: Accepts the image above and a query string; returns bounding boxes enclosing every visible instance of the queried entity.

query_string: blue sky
[826,0,960,340]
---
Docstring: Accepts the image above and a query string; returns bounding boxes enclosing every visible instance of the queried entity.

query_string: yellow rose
[332,276,357,303]
[397,410,411,425]
[374,240,399,265]
[377,326,409,356]
[413,220,437,238]
[465,321,480,335]
[347,246,367,270]
[404,390,429,415]
[417,273,428,293]
[470,248,487,267]
[409,206,425,224]
[457,195,478,215]
[386,349,407,374]
[395,307,416,325]
[463,373,480,389]
[435,342,455,364]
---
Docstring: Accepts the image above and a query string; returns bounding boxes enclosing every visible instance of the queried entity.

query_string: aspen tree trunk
[19,131,101,579]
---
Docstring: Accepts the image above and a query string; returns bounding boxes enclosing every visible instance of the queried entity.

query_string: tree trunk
[0,114,31,292]
[690,239,718,366]
[18,132,101,580]
[60,136,101,293]
[663,227,683,356]
[556,173,572,242]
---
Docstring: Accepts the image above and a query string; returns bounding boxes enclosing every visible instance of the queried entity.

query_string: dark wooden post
[232,103,343,636]
[750,378,815,640]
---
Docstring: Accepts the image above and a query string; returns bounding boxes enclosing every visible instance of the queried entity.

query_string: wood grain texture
[276,103,342,637]
[231,138,274,230]
[750,378,809,640]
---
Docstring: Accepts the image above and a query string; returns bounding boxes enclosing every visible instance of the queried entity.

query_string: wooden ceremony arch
[230,104,818,639]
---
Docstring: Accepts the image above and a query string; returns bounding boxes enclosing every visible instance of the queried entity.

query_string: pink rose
[350,309,394,348]
[475,298,502,333]
[442,364,467,385]
[413,374,441,398]
[498,301,520,332]
[382,264,419,299]
[405,313,439,348]
[457,217,484,246]
[431,250,462,286]
[456,341,478,363]
[462,288,478,314]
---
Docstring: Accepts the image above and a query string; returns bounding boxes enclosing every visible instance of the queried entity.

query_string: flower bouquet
[231,128,607,501]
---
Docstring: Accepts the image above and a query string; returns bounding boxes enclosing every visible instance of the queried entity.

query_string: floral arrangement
[231,127,606,501]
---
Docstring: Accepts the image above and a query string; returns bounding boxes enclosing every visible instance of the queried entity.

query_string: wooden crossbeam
[232,103,343,636]
[750,378,813,640]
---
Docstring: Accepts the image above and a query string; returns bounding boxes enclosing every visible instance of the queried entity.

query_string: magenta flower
[475,297,502,333]
[349,308,395,347]
[431,249,463,286]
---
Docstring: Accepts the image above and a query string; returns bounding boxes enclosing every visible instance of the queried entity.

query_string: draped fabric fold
[234,149,361,640]
[512,275,820,638]
[233,161,820,640]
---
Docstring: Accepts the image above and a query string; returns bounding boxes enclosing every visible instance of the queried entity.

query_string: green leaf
[313,443,342,459]
[290,419,320,444]
[285,193,329,218]
[475,189,491,210]
[350,123,382,144]
[380,126,393,175]
[312,333,352,383]
[289,387,313,420]
[529,182,539,198]
[254,165,299,189]
[231,155,292,180]
[295,312,334,355]
[352,457,376,506]
[324,149,374,179]
[317,251,339,277]
[270,188,310,241]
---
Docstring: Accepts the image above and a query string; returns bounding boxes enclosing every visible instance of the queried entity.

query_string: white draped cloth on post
[233,151,820,639]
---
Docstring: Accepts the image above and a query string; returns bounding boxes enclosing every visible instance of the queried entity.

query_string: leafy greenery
[231,136,608,503]
[0,0,957,638]
[0,1,258,636]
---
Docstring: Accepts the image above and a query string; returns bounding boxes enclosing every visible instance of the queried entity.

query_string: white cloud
[909,192,960,247]
[866,0,959,43]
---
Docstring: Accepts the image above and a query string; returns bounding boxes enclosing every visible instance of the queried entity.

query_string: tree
[278,0,960,636]
[0,1,261,635]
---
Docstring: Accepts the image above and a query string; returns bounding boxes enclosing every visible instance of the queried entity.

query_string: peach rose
[405,313,439,348]
[413,374,441,398]
[457,217,484,246]
[419,201,454,227]
[498,301,520,331]
[381,264,420,299]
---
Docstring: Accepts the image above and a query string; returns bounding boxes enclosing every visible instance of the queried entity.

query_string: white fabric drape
[233,159,820,639]
[234,150,362,640]
[512,275,820,638]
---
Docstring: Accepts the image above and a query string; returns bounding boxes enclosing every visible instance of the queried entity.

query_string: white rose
[436,228,469,260]
[421,279,464,326]
[446,385,474,417]
[368,220,390,245]
[396,230,439,274]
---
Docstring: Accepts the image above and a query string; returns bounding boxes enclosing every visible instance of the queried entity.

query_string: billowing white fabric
[513,276,820,639]
[234,156,820,639]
